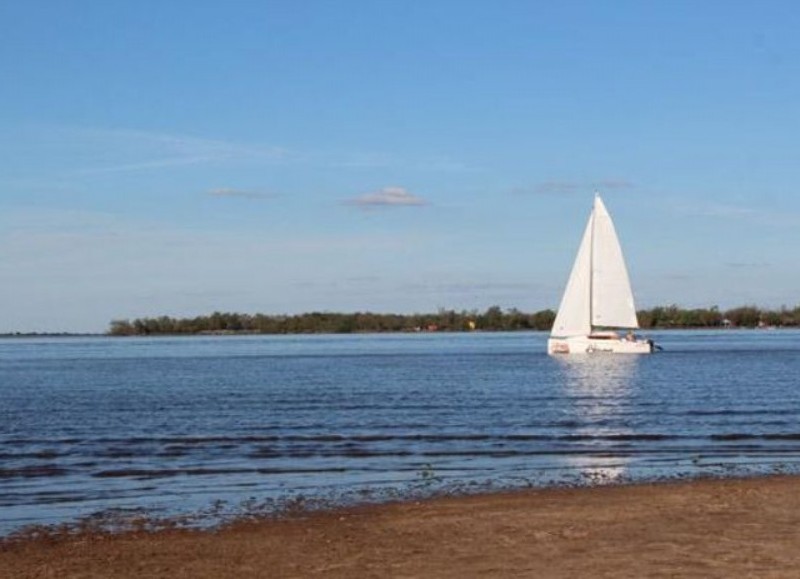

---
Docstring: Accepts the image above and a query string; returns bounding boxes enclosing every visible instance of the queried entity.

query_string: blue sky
[2,1,800,333]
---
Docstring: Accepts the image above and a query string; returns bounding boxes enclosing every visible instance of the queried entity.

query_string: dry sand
[2,476,800,578]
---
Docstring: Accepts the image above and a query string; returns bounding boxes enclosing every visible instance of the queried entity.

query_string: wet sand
[3,476,800,578]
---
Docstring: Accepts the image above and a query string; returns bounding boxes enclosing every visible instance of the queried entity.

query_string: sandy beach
[2,476,800,578]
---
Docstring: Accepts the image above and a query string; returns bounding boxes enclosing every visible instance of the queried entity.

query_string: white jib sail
[550,209,593,338]
[590,196,639,329]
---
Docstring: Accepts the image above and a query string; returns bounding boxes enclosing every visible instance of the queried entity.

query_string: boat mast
[588,192,597,332]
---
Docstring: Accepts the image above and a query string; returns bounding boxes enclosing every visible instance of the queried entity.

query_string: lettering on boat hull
[548,337,653,355]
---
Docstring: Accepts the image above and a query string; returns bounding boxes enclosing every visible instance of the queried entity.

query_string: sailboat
[548,194,655,355]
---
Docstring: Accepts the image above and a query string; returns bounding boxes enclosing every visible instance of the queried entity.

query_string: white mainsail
[590,196,639,329]
[550,195,638,338]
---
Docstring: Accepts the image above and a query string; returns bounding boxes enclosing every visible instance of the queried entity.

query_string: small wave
[92,466,348,479]
[686,409,798,417]
[711,433,800,441]
[0,450,64,460]
[0,465,70,479]
[559,434,679,442]
[1,438,82,446]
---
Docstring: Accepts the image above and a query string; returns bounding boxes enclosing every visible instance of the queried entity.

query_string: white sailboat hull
[548,336,654,355]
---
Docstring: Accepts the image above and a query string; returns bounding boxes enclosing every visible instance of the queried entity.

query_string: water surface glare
[1,330,799,534]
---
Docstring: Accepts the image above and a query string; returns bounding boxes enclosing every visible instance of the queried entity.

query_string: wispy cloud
[530,180,582,195]
[324,152,398,170]
[402,281,540,294]
[207,187,274,200]
[320,149,477,173]
[593,179,635,190]
[78,157,218,174]
[345,186,428,209]
[0,206,437,332]
[415,157,478,173]
[678,202,800,227]
[689,203,759,219]
[50,126,290,175]
[516,179,635,195]
[16,125,472,181]
[659,273,694,281]
[724,261,771,269]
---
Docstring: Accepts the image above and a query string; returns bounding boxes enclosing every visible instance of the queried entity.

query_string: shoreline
[3,475,800,578]
[2,326,794,339]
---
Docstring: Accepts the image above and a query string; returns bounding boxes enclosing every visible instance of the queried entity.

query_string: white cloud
[345,186,428,208]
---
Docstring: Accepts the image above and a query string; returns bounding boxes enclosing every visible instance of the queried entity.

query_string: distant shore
[104,305,800,336]
[3,475,800,578]
[0,333,99,338]
[1,325,797,339]
[2,304,798,336]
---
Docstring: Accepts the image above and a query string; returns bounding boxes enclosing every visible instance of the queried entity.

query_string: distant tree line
[107,307,555,335]
[637,305,800,329]
[107,304,800,336]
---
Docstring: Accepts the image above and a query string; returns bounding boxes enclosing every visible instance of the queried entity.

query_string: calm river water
[1,330,799,535]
